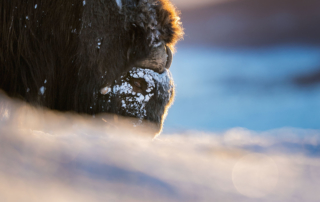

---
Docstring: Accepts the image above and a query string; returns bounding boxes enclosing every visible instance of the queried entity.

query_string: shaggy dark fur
[0,0,183,130]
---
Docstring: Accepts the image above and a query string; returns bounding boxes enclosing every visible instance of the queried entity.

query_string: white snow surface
[0,96,319,202]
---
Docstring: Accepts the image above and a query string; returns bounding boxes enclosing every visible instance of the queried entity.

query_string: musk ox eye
[134,81,141,88]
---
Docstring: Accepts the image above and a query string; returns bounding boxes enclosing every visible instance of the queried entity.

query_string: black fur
[0,0,183,131]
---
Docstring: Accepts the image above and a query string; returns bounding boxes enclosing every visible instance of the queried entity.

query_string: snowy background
[1,0,320,201]
[164,45,320,132]
[165,0,320,132]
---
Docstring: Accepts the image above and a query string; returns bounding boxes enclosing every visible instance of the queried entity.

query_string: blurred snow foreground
[0,92,320,202]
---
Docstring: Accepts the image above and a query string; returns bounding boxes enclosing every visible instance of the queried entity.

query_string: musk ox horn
[134,45,173,73]
[165,45,173,70]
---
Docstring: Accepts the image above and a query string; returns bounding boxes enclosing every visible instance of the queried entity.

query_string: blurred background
[164,0,320,133]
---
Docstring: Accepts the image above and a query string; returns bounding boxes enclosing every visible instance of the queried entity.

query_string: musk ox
[0,0,183,133]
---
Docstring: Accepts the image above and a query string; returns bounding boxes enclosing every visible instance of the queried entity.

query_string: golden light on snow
[0,92,320,202]
[232,153,278,198]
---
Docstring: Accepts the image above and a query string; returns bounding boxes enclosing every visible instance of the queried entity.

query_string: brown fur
[0,0,183,129]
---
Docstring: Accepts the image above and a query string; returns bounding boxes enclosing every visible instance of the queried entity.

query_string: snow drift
[0,92,320,202]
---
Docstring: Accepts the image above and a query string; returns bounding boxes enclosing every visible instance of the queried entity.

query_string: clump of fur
[157,0,184,52]
[123,0,184,52]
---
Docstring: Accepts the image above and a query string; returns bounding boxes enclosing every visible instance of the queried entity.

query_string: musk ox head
[0,0,183,135]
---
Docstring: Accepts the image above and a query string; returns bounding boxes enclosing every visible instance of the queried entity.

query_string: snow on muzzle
[99,67,175,134]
